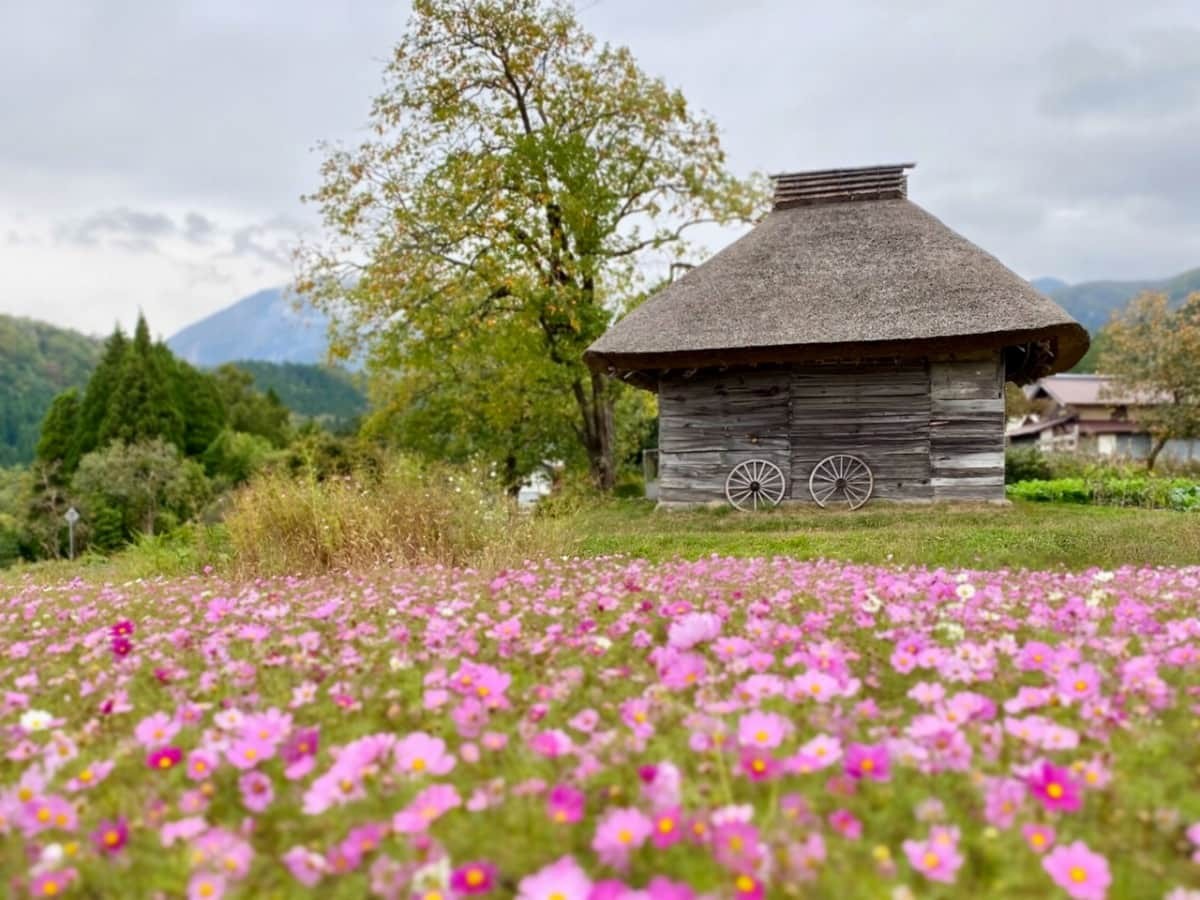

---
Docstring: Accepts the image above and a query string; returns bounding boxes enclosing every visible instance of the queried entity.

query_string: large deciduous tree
[1098,291,1200,470]
[298,0,762,488]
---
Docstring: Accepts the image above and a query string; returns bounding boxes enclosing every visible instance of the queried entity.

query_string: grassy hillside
[229,360,367,430]
[0,315,100,465]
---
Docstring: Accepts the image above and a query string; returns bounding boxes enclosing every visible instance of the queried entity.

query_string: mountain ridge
[168,287,332,367]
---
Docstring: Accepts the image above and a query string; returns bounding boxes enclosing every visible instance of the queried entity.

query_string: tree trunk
[573,371,617,491]
[1146,435,1168,472]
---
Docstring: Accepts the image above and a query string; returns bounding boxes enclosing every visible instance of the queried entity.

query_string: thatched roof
[586,165,1088,387]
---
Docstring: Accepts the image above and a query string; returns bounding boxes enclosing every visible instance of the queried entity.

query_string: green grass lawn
[566,499,1200,569]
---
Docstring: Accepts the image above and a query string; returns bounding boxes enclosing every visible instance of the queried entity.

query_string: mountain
[0,316,101,466]
[168,287,331,366]
[228,360,367,431]
[1034,267,1200,334]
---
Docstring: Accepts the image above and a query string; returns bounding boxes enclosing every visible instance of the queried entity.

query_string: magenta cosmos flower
[91,816,129,854]
[516,854,593,900]
[546,784,586,824]
[844,743,890,781]
[1028,761,1083,813]
[1043,841,1111,900]
[451,860,498,894]
[146,746,183,771]
[1023,823,1056,854]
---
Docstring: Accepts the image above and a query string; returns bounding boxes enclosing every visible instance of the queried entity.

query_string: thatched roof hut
[586,163,1088,508]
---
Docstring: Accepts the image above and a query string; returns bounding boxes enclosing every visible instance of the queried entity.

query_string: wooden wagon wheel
[725,459,787,511]
[809,454,874,510]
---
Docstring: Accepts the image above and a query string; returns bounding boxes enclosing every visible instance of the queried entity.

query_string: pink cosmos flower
[283,846,327,887]
[135,712,180,747]
[592,807,653,869]
[281,727,319,780]
[1043,841,1112,900]
[91,816,129,854]
[1023,823,1056,854]
[451,860,498,894]
[186,750,217,782]
[31,869,77,898]
[650,807,684,849]
[530,729,573,758]
[392,783,462,833]
[903,832,965,884]
[65,759,114,792]
[711,820,763,872]
[844,743,890,781]
[1057,664,1102,703]
[1028,761,1083,813]
[226,735,274,770]
[239,771,275,812]
[828,808,862,840]
[667,612,721,649]
[739,749,779,781]
[737,710,788,749]
[394,732,456,776]
[516,854,593,900]
[733,873,765,899]
[547,784,585,824]
[188,871,226,900]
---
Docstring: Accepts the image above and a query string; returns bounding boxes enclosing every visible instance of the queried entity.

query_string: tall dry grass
[223,456,567,577]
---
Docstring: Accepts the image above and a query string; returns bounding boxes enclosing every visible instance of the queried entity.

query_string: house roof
[585,165,1089,382]
[1033,374,1165,408]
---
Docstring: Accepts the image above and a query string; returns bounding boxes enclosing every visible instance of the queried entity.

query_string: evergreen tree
[76,326,128,464]
[35,388,82,473]
[163,352,226,457]
[99,314,185,449]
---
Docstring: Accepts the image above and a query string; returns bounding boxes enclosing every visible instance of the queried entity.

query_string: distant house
[585,163,1088,508]
[1007,373,1199,461]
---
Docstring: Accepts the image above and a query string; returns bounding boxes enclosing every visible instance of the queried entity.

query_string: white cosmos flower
[20,709,52,732]
[955,583,977,601]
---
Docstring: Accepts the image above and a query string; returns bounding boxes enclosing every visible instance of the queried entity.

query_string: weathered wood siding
[788,364,931,501]
[656,354,1006,506]
[929,354,1005,500]
[658,371,790,504]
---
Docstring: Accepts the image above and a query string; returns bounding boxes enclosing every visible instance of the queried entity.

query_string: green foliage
[279,428,385,482]
[0,315,99,465]
[99,315,186,449]
[72,439,211,540]
[212,365,293,447]
[1004,446,1053,483]
[299,0,765,489]
[35,388,82,474]
[168,354,227,456]
[75,327,128,460]
[201,429,275,487]
[1006,476,1200,510]
[227,361,366,431]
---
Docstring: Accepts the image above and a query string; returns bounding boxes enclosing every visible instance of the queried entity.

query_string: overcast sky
[3,0,1200,338]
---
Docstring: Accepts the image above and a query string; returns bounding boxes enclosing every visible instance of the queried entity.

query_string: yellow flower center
[411,757,426,772]
[860,758,875,772]
[617,828,633,844]
[1074,680,1088,692]
[42,882,59,897]
[104,830,120,846]
[729,835,744,851]
[751,759,766,773]
[198,884,215,898]
[553,810,567,822]
[735,875,756,892]
[18,788,33,802]
[466,870,485,886]
[79,769,93,783]
[923,851,941,870]
[633,711,647,723]
[658,817,675,833]
[1031,833,1045,847]
[1085,771,1098,784]
[549,894,566,900]
[158,757,173,769]
[244,748,257,761]
[809,684,822,695]
[37,808,51,823]
[1047,783,1063,799]
[755,730,768,743]
[1069,866,1087,883]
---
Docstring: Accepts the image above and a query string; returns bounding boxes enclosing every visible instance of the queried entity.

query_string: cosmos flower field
[3,557,1200,898]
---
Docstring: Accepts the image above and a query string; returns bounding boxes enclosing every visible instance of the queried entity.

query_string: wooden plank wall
[658,371,790,504]
[789,364,931,501]
[929,354,1005,500]
[656,355,1006,505]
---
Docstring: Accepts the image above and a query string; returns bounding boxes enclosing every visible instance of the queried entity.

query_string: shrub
[1008,476,1200,511]
[1004,446,1052,483]
[223,455,566,576]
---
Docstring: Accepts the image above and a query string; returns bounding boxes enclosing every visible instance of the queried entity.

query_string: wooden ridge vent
[771,162,916,210]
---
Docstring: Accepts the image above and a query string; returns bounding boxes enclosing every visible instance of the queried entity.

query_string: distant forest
[0,314,366,465]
